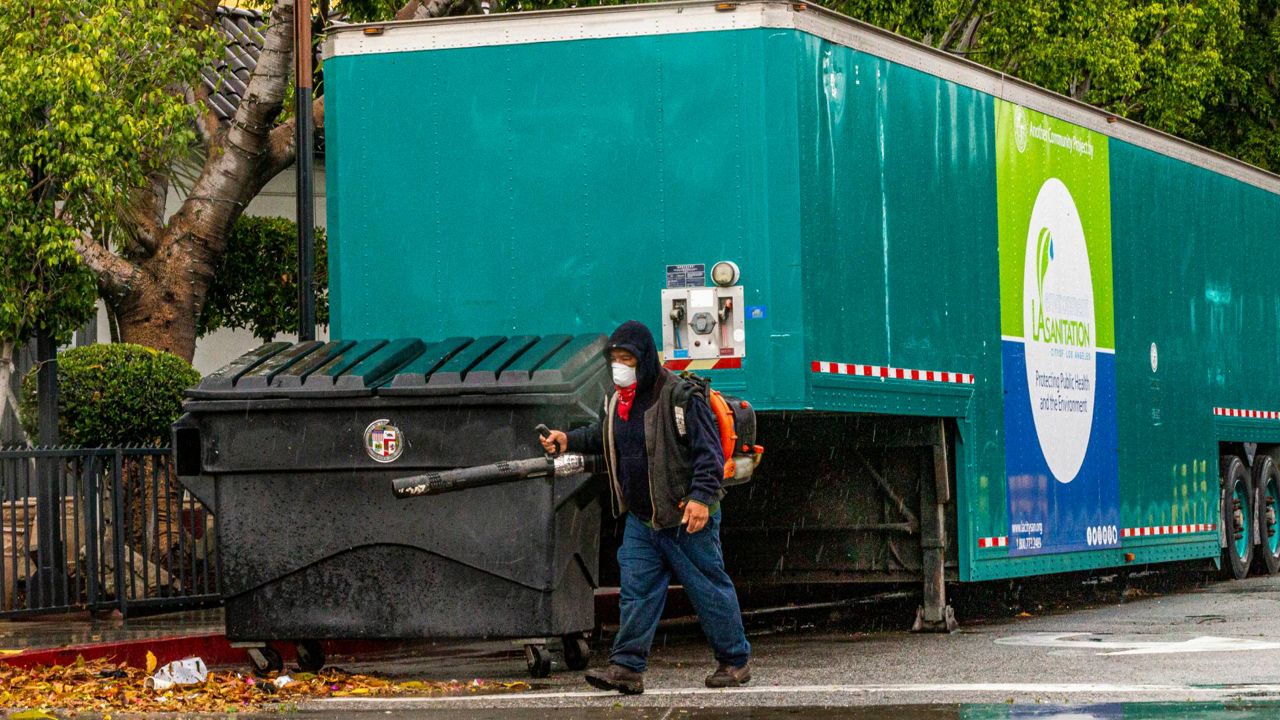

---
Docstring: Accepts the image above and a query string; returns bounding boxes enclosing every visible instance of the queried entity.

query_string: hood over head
[606,320,662,395]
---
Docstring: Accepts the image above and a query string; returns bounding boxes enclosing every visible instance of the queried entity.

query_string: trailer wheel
[561,634,591,671]
[295,640,326,673]
[1221,455,1253,580]
[1253,456,1280,576]
[525,645,553,678]
[248,646,283,677]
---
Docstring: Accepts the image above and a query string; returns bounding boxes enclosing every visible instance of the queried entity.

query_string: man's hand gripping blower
[391,425,596,499]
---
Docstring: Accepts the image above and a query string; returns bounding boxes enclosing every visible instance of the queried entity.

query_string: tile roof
[204,7,268,121]
[203,6,324,153]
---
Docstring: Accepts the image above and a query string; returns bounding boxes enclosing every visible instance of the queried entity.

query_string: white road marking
[315,682,1280,705]
[995,632,1280,655]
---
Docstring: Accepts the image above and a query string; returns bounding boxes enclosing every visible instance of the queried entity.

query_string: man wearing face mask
[540,320,751,695]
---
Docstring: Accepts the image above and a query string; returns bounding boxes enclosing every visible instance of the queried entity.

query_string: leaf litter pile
[0,655,529,714]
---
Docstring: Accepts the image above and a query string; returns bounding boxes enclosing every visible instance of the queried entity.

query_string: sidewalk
[0,608,236,669]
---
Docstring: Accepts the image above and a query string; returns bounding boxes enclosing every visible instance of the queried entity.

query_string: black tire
[525,645,552,678]
[1220,455,1253,580]
[1253,455,1280,576]
[561,634,591,672]
[295,640,326,673]
[248,645,284,677]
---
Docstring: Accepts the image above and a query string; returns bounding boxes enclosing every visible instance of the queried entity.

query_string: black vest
[601,369,726,529]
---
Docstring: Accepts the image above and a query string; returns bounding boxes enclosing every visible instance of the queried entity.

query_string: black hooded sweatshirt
[567,321,724,524]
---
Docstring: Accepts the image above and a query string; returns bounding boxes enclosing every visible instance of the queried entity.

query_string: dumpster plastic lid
[185,334,608,399]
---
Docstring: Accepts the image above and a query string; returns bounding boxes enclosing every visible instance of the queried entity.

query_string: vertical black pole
[295,0,316,342]
[34,331,66,607]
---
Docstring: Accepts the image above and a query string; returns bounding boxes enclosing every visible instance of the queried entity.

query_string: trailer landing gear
[913,419,958,633]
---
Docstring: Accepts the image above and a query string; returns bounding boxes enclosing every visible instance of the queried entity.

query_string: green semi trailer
[322,0,1280,629]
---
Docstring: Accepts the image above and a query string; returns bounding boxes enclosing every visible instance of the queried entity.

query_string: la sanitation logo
[998,101,1120,556]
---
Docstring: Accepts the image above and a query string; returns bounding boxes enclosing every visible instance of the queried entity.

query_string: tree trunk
[0,340,30,445]
[82,0,448,359]
[114,261,202,362]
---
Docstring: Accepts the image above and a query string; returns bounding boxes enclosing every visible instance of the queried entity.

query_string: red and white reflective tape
[811,361,974,385]
[1122,524,1216,538]
[977,525,1215,549]
[663,357,743,371]
[1214,407,1280,420]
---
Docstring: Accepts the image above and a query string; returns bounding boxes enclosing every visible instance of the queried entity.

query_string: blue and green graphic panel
[996,100,1119,555]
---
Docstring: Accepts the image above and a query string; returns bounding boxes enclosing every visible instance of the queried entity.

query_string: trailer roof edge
[324,0,1280,195]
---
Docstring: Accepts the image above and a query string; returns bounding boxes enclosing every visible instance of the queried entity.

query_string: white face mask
[611,362,637,388]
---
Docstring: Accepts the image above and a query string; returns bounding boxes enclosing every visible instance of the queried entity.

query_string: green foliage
[198,215,330,342]
[827,0,1244,140]
[0,0,219,346]
[18,343,200,446]
[336,0,409,21]
[1193,0,1280,172]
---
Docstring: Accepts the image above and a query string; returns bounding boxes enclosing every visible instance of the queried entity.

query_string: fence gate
[0,446,220,618]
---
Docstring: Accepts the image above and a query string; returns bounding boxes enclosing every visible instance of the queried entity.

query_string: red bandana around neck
[616,384,637,421]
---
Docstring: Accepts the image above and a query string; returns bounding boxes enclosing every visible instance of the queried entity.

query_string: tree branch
[265,95,325,178]
[72,227,139,302]
[163,0,299,261]
[121,171,169,256]
[228,0,294,142]
[185,84,224,149]
[397,0,477,20]
[938,0,981,52]
[956,11,987,55]
[395,0,421,20]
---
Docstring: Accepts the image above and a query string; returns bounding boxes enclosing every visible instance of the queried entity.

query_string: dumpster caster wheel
[295,640,325,673]
[524,645,552,678]
[247,646,283,677]
[561,635,590,671]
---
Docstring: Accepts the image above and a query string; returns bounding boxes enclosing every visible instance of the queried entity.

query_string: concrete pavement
[305,568,1280,711]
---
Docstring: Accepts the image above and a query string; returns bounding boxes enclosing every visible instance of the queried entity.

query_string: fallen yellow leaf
[145,651,157,674]
[0,658,524,713]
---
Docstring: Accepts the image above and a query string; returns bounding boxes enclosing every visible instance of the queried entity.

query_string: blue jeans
[610,509,751,672]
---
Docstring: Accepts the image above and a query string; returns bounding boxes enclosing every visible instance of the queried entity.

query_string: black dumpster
[173,334,608,677]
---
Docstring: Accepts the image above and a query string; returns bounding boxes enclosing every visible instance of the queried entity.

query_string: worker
[541,320,751,694]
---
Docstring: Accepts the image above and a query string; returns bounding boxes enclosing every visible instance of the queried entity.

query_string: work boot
[704,661,751,688]
[584,663,645,695]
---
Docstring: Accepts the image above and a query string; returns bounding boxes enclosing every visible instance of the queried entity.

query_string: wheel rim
[1234,481,1251,559]
[1265,477,1279,556]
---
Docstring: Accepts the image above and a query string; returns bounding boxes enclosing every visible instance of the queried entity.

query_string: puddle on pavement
[321,702,1280,719]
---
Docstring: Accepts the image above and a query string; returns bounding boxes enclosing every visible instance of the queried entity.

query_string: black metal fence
[0,446,220,618]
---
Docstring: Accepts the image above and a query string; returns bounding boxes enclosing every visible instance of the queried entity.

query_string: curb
[0,634,487,671]
[0,632,242,670]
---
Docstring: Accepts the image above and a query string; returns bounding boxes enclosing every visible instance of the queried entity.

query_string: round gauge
[711,260,740,287]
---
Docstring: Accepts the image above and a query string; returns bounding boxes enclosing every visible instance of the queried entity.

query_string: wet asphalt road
[295,566,1280,716]
[296,703,1280,719]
